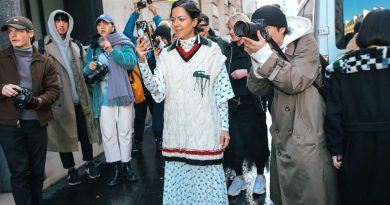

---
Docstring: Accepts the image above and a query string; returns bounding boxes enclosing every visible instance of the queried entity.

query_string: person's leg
[0,124,32,205]
[75,105,93,162]
[74,105,99,178]
[100,106,122,186]
[118,104,138,181]
[152,101,164,150]
[249,110,269,175]
[100,106,121,163]
[133,100,147,143]
[59,152,75,169]
[226,111,246,196]
[248,107,269,195]
[24,120,47,205]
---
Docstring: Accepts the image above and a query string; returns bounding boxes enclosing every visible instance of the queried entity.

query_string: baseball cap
[95,14,114,24]
[1,16,34,32]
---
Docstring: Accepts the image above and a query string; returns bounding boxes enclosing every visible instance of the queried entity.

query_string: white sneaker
[253,175,266,195]
[228,176,246,196]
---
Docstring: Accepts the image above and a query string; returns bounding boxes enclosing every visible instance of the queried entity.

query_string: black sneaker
[86,162,100,179]
[68,169,81,186]
[132,140,142,155]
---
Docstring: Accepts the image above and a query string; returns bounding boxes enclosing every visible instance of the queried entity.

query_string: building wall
[101,0,251,41]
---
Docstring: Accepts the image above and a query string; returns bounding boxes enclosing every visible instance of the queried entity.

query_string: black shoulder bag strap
[38,38,45,55]
[71,39,84,61]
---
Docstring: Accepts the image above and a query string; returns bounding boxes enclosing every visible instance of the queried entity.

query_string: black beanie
[251,5,287,28]
[153,24,171,41]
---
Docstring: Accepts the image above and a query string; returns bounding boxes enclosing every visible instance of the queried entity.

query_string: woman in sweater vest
[135,0,234,204]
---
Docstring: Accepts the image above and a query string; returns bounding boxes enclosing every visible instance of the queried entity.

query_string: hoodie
[251,16,312,67]
[47,10,79,104]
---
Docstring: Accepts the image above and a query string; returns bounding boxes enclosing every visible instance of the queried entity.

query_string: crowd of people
[0,0,389,205]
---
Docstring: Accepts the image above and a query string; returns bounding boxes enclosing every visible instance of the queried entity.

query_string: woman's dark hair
[54,12,69,22]
[356,8,390,48]
[91,19,116,49]
[170,0,202,34]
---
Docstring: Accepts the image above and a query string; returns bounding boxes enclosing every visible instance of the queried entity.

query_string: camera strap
[267,38,289,62]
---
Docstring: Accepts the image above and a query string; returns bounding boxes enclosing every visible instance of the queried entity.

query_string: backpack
[38,38,84,61]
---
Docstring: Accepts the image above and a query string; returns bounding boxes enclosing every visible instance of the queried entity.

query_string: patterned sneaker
[228,176,246,196]
[68,169,81,186]
[253,175,266,195]
[85,162,100,179]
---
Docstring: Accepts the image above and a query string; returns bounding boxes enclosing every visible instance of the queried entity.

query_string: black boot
[107,162,122,186]
[123,162,139,181]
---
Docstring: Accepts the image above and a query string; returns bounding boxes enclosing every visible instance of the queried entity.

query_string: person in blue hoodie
[123,2,162,45]
[83,14,138,187]
[123,2,163,154]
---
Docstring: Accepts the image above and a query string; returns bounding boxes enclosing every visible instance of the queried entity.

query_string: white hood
[281,16,312,50]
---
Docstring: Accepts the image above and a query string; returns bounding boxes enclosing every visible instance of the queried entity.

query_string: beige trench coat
[248,34,338,205]
[34,36,99,152]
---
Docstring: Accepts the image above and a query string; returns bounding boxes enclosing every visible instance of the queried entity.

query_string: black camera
[151,37,160,48]
[136,0,152,9]
[234,19,271,41]
[13,87,33,109]
[85,61,109,84]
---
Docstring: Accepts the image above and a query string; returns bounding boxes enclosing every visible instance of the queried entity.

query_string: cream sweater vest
[160,39,226,165]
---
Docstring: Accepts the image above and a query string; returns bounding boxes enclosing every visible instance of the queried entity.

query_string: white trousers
[99,104,133,163]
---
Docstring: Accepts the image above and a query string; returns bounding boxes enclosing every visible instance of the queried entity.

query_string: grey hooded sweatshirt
[47,10,79,104]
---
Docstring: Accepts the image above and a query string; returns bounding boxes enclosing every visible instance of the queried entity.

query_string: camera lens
[234,21,250,37]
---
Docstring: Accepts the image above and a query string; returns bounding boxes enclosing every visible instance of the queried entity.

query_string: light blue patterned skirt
[163,161,228,205]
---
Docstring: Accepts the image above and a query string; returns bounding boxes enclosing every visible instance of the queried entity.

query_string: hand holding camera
[136,0,152,10]
[1,84,21,97]
[237,30,267,55]
[234,19,270,55]
[13,87,40,110]
[85,61,109,84]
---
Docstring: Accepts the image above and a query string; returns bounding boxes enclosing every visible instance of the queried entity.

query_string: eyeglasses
[198,24,208,27]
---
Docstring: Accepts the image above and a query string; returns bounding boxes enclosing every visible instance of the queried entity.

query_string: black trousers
[0,120,47,205]
[133,89,163,142]
[225,104,270,176]
[59,105,93,169]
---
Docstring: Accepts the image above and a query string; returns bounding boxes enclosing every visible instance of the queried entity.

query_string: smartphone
[136,20,152,49]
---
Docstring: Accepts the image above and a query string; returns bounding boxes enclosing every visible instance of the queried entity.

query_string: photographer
[123,1,163,154]
[83,14,138,187]
[123,1,162,45]
[198,13,229,56]
[0,16,59,205]
[224,12,270,197]
[242,5,337,204]
[33,10,101,186]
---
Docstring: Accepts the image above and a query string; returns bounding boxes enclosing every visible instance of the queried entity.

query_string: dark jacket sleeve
[325,73,344,156]
[37,59,60,109]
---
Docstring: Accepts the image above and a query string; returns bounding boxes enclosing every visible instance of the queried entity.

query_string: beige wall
[102,0,253,40]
